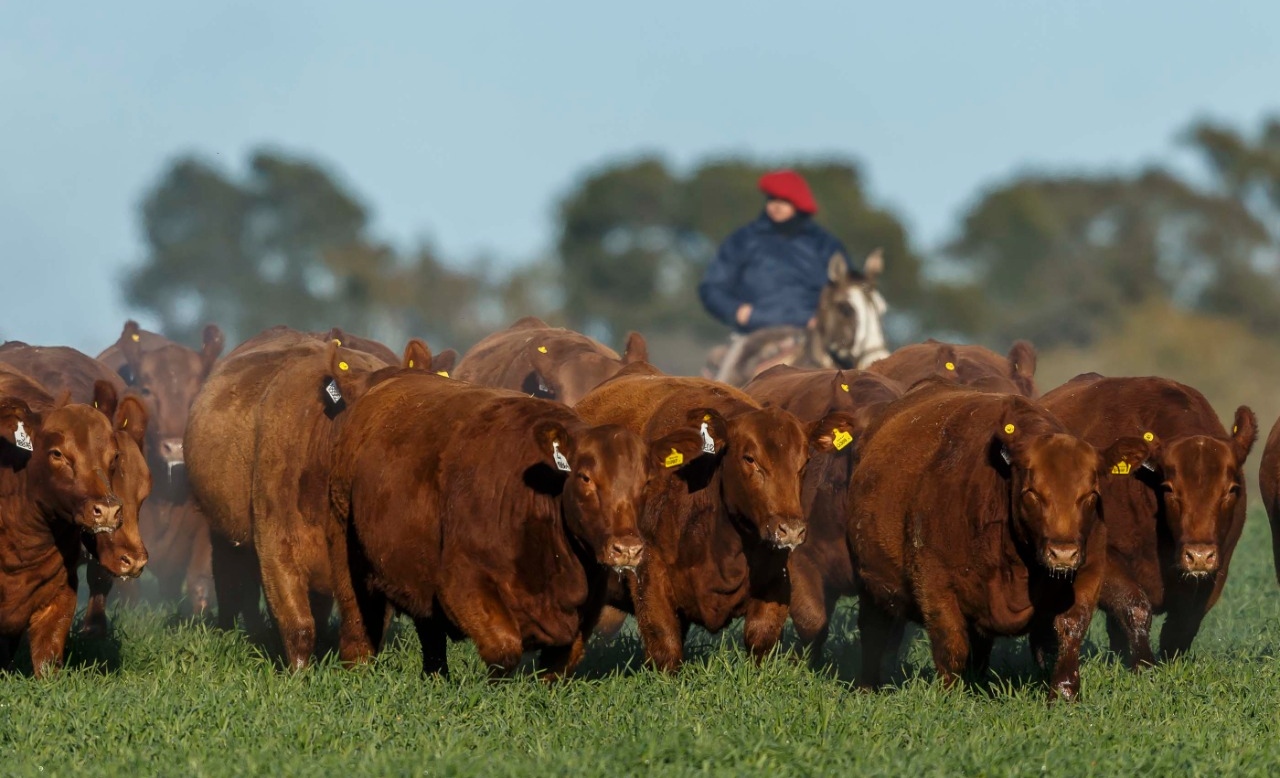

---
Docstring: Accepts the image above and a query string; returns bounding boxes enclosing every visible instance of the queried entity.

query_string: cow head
[84,395,152,578]
[999,418,1152,576]
[531,420,645,573]
[319,339,424,417]
[706,406,822,550]
[1137,407,1257,577]
[17,380,132,534]
[115,320,224,484]
[525,332,648,405]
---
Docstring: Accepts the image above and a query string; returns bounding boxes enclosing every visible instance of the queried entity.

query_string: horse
[706,249,889,386]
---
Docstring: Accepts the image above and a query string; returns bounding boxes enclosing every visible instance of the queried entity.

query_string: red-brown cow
[330,374,682,678]
[848,381,1149,700]
[0,372,149,675]
[97,320,224,616]
[1259,416,1280,587]
[1042,374,1256,666]
[743,365,902,657]
[869,339,1038,396]
[573,364,851,670]
[186,328,427,668]
[454,317,648,405]
[0,344,150,634]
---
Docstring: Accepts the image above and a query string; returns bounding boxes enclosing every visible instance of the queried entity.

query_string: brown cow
[1041,374,1256,666]
[454,316,648,405]
[869,339,1038,396]
[1259,416,1280,587]
[97,320,224,616]
[574,364,851,670]
[186,327,427,668]
[0,345,149,634]
[848,381,1149,700]
[742,365,903,657]
[0,373,149,676]
[330,374,685,678]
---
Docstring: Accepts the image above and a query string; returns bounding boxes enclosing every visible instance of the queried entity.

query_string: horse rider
[699,169,868,381]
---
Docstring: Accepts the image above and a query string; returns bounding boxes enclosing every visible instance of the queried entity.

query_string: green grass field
[4,512,1280,777]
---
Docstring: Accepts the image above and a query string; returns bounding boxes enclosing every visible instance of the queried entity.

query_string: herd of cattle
[4,316,1280,702]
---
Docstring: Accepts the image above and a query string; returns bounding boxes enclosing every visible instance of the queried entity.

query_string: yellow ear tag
[945,362,955,371]
[338,361,349,371]
[130,333,140,342]
[703,414,711,421]
[664,449,684,468]
[407,359,414,368]
[832,429,853,451]
[537,346,548,353]
[840,383,849,392]
[1004,423,1015,435]
[437,370,450,378]
[121,418,128,429]
[1143,432,1154,442]
[332,339,342,346]
[1111,461,1131,475]
[1233,425,1238,434]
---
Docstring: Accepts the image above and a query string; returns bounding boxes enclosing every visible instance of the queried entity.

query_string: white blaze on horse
[708,249,890,386]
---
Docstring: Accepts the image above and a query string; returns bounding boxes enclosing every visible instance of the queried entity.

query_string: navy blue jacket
[699,213,854,333]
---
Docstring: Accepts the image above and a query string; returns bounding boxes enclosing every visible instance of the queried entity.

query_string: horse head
[814,249,889,369]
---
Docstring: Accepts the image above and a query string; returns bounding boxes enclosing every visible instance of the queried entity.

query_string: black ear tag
[325,379,344,407]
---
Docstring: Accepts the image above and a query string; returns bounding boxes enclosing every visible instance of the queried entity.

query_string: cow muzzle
[767,520,807,550]
[1041,541,1081,575]
[604,536,644,572]
[159,438,186,480]
[1178,543,1219,577]
[104,546,149,579]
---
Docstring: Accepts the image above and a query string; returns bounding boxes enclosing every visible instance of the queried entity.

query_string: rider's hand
[736,304,753,327]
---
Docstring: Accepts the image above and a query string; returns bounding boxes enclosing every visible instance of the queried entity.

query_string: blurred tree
[126,150,391,344]
[941,169,1274,347]
[555,157,927,352]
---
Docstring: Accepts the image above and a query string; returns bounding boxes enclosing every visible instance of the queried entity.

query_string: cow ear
[808,411,859,455]
[684,408,727,456]
[1231,406,1258,462]
[650,428,706,472]
[430,348,458,377]
[1099,436,1154,479]
[526,343,561,399]
[1008,340,1038,396]
[117,320,144,384]
[827,253,849,284]
[320,340,360,413]
[531,419,573,473]
[936,344,959,378]
[200,324,225,380]
[622,331,648,365]
[401,338,432,371]
[991,415,1025,471]
[0,398,39,459]
[115,395,148,453]
[93,380,119,419]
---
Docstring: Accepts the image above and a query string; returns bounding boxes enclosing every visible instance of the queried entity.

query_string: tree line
[124,116,1280,373]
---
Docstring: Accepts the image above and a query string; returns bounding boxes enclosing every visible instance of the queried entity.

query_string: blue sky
[2,2,1278,351]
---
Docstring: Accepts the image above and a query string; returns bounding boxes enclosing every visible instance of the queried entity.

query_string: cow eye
[140,386,152,396]
[49,449,63,461]
[1160,482,1175,494]
[743,454,756,466]
[577,472,591,484]
[1227,484,1241,497]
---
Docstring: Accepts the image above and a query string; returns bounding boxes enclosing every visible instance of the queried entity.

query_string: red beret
[758,170,818,214]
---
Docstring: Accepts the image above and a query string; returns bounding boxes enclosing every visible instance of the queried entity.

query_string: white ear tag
[552,442,571,472]
[699,422,716,454]
[1141,459,1156,472]
[324,380,344,406]
[999,446,1012,465]
[14,421,33,452]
